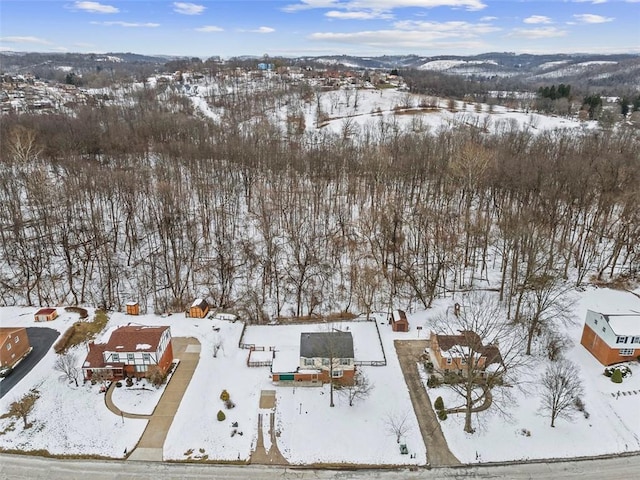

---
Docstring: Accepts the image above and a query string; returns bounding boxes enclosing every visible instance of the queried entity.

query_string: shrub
[126,377,133,387]
[437,409,447,421]
[425,361,434,373]
[217,410,226,421]
[611,369,623,383]
[115,382,122,388]
[604,367,614,377]
[225,399,235,409]
[434,396,444,411]
[574,396,585,412]
[427,375,441,388]
[220,389,230,402]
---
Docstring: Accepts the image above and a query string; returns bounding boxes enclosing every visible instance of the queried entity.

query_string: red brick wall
[580,324,637,366]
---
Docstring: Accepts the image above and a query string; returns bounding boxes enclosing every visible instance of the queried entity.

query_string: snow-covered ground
[0,285,638,463]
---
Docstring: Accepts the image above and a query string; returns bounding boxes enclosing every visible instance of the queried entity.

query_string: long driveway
[394,340,460,466]
[125,337,200,461]
[0,327,59,399]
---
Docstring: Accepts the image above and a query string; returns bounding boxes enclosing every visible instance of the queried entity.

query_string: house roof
[191,298,208,309]
[300,332,354,359]
[435,330,502,365]
[105,326,169,353]
[392,310,408,322]
[0,327,27,346]
[604,313,640,336]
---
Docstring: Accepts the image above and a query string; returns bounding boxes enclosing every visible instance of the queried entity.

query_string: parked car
[0,366,12,378]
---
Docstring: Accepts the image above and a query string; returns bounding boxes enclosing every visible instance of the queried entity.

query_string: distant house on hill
[580,310,640,365]
[34,308,58,322]
[0,327,31,371]
[188,298,209,318]
[82,325,173,381]
[272,332,355,386]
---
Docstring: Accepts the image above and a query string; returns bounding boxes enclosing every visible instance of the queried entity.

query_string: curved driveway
[0,327,59,399]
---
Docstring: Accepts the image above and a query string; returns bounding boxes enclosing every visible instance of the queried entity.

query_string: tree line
[0,85,638,342]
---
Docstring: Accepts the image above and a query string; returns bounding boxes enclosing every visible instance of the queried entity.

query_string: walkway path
[249,390,288,465]
[394,340,460,467]
[119,337,201,461]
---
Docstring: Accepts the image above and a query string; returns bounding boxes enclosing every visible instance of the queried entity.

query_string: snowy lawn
[416,286,640,463]
[1,286,638,464]
[111,375,173,416]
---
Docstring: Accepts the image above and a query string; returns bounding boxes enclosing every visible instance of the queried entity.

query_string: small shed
[189,298,209,319]
[391,309,409,332]
[126,302,140,316]
[34,308,58,322]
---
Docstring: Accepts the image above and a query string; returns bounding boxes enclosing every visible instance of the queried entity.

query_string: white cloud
[284,0,486,13]
[325,10,393,20]
[509,27,567,39]
[72,1,119,14]
[523,15,552,24]
[91,21,160,27]
[249,26,276,33]
[573,14,614,23]
[573,0,607,4]
[195,25,224,32]
[480,16,497,21]
[310,20,498,49]
[173,2,206,15]
[0,35,52,45]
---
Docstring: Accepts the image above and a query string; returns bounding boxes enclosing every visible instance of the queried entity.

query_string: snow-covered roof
[606,313,640,336]
[191,298,204,308]
[272,348,300,373]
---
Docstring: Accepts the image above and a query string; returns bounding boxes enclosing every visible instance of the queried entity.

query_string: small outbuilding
[34,308,58,322]
[188,298,209,318]
[126,302,140,316]
[391,309,409,332]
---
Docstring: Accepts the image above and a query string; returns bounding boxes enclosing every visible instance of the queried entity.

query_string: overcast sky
[1,1,639,58]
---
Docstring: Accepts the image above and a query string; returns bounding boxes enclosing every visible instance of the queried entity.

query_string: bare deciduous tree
[8,389,40,429]
[433,292,529,433]
[384,410,412,443]
[339,370,373,407]
[539,360,584,428]
[54,351,80,387]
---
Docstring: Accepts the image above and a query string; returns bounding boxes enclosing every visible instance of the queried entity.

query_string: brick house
[82,325,173,381]
[0,327,31,370]
[272,332,355,386]
[580,310,640,366]
[429,330,502,375]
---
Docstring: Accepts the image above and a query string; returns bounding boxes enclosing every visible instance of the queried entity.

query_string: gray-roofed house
[272,331,356,386]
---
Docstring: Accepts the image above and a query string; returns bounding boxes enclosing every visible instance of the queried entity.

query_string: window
[112,353,120,362]
[616,336,628,344]
[6,343,11,351]
[322,358,330,366]
[340,358,350,365]
[304,358,314,366]
[446,357,452,365]
[136,365,148,373]
[632,337,640,344]
[461,358,467,365]
[143,353,151,362]
[602,327,606,333]
[14,336,19,343]
[593,319,598,325]
[619,349,635,356]
[332,369,343,378]
[127,353,135,363]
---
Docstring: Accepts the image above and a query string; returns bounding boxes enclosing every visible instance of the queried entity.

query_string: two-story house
[580,310,640,365]
[0,327,31,371]
[272,332,355,386]
[82,325,173,381]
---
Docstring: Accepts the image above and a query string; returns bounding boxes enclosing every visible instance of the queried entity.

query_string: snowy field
[1,285,639,464]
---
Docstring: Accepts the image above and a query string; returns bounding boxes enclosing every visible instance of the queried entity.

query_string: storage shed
[189,298,209,318]
[391,309,409,332]
[34,308,58,322]
[126,302,140,316]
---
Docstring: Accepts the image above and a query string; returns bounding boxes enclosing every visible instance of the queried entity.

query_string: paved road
[0,327,59,399]
[1,452,639,479]
[394,340,460,466]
